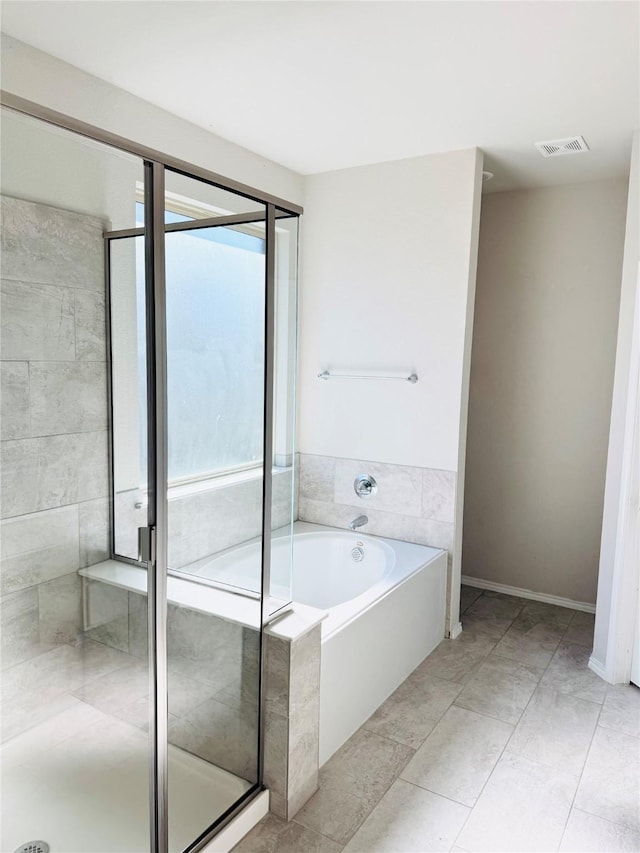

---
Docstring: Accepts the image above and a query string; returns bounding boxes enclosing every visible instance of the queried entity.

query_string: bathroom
[1,4,639,853]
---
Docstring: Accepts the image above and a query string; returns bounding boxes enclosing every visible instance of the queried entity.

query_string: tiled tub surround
[298,454,456,552]
[234,589,640,853]
[0,196,109,683]
[298,453,457,633]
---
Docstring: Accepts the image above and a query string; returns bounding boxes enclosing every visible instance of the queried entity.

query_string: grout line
[556,697,605,850]
[568,804,640,836]
[397,776,475,811]
[290,817,346,849]
[356,726,419,753]
[450,699,522,729]
[305,725,420,846]
[452,591,563,847]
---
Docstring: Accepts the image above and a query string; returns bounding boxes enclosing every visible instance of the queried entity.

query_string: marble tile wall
[0,195,109,672]
[264,623,322,820]
[298,453,456,551]
[114,467,295,569]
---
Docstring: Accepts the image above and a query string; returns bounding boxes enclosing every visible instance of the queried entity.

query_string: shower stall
[0,93,300,853]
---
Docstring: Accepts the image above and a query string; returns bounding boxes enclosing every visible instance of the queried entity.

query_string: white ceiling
[1,1,638,191]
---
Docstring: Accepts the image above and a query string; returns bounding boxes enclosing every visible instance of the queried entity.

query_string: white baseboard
[588,655,608,681]
[449,621,463,639]
[202,789,269,852]
[461,575,596,614]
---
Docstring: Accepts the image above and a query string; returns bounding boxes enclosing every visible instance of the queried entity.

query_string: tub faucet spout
[349,515,368,531]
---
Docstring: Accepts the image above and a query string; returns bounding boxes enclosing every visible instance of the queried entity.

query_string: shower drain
[351,546,365,562]
[14,842,49,853]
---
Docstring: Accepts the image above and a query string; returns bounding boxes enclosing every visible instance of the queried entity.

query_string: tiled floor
[234,587,640,853]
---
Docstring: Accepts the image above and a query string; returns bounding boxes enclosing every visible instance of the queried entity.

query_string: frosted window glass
[136,223,266,480]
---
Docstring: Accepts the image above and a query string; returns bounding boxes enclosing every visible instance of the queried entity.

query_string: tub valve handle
[354,475,378,499]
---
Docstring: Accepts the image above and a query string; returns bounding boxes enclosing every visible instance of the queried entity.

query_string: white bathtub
[191,521,447,764]
[293,523,447,764]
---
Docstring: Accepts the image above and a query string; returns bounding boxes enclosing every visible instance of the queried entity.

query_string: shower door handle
[138,525,156,564]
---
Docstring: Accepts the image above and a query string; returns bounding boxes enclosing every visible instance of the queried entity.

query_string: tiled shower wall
[114,469,295,569]
[0,195,110,674]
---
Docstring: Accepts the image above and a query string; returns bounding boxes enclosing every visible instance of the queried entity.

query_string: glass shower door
[108,165,297,850]
[156,169,276,849]
[0,107,152,853]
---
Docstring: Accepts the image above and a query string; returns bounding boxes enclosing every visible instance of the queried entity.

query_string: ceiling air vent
[535,136,589,158]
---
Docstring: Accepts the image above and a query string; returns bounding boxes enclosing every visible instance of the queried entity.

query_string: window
[134,202,268,483]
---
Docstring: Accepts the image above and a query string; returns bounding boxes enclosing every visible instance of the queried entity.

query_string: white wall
[297,148,483,634]
[592,131,640,681]
[463,179,628,605]
[298,148,482,471]
[0,34,303,208]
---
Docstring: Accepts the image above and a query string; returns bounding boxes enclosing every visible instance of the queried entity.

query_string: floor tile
[234,814,342,853]
[562,611,595,648]
[466,592,525,621]
[574,725,640,831]
[414,632,497,684]
[296,729,413,845]
[295,783,376,846]
[459,585,483,614]
[320,727,414,803]
[559,808,640,852]
[454,655,542,724]
[401,705,512,807]
[343,779,470,853]
[506,686,600,773]
[493,618,564,668]
[364,672,462,748]
[599,683,640,738]
[456,752,579,852]
[540,642,608,704]
[518,600,574,629]
[460,610,513,640]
